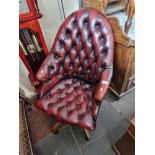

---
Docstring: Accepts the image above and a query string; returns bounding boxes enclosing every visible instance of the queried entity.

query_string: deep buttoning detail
[35,8,114,130]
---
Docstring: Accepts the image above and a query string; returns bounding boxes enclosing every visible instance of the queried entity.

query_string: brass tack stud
[40,70,43,74]
[101,80,108,84]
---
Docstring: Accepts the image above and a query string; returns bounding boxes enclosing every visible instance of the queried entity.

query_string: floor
[26,10,135,155]
[26,89,135,155]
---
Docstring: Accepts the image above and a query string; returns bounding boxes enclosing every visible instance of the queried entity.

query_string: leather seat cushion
[35,78,99,130]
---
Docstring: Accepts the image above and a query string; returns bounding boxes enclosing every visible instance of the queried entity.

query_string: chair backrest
[36,8,114,84]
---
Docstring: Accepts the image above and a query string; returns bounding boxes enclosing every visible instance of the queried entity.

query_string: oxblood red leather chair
[35,8,114,139]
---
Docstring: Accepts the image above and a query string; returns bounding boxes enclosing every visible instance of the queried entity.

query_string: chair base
[83,128,91,140]
[51,121,91,140]
[51,121,65,134]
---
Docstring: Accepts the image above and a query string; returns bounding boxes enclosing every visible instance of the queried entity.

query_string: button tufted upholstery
[35,8,114,130]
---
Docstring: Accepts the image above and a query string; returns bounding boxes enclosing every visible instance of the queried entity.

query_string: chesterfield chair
[34,8,114,140]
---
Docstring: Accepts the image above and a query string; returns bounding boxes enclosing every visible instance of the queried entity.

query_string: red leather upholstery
[35,8,114,130]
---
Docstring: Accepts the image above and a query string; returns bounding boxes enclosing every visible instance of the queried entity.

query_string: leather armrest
[28,73,41,88]
[95,67,113,102]
[36,77,59,98]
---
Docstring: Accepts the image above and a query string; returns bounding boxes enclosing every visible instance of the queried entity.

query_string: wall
[38,0,63,50]
[38,0,80,50]
[62,0,80,17]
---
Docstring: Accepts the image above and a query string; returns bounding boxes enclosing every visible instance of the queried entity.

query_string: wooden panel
[108,17,135,97]
[81,0,128,14]
[105,0,128,15]
[126,76,135,91]
[112,118,135,155]
[128,118,135,138]
[19,0,48,85]
[113,131,135,155]
[111,44,133,94]
[19,0,39,21]
[82,0,104,13]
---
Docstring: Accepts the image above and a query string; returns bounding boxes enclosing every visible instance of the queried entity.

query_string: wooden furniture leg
[83,128,91,140]
[125,0,135,34]
[51,121,64,134]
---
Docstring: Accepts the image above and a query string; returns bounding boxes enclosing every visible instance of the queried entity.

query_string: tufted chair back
[36,8,114,94]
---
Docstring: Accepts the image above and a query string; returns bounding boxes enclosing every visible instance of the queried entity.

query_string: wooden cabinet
[112,118,135,155]
[19,0,48,86]
[81,0,128,14]
[108,17,135,97]
[105,0,128,15]
[81,0,105,13]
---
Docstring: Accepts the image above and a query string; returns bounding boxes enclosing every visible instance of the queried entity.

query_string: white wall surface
[62,0,80,17]
[19,58,36,98]
[38,0,63,50]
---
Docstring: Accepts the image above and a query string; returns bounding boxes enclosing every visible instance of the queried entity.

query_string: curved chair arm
[95,67,113,102]
[36,77,60,98]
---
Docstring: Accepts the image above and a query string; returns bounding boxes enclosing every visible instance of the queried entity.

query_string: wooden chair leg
[125,18,132,34]
[51,121,64,134]
[83,128,91,140]
[125,0,135,34]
